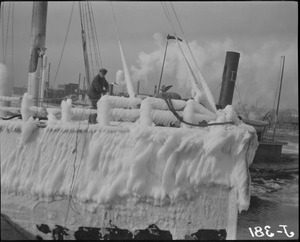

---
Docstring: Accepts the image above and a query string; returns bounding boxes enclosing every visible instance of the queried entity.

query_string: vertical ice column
[140,98,153,126]
[0,63,13,117]
[61,99,72,122]
[182,100,195,128]
[21,93,34,121]
[97,95,111,125]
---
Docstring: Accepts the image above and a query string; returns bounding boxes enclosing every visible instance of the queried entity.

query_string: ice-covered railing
[0,94,45,118]
[0,96,22,116]
[0,96,21,102]
[1,93,240,130]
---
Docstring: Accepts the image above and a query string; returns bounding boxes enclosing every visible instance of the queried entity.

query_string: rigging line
[161,2,178,37]
[86,3,96,77]
[83,2,95,78]
[89,2,103,67]
[89,4,100,75]
[3,2,11,64]
[169,2,214,100]
[162,2,196,82]
[166,2,217,113]
[272,58,282,114]
[111,2,135,98]
[78,2,84,30]
[64,100,92,219]
[235,77,249,119]
[87,2,97,71]
[212,81,222,96]
[52,1,75,88]
[170,2,200,71]
[161,3,199,91]
[87,2,101,70]
[11,2,14,82]
[1,3,5,61]
[83,3,92,75]
[65,120,83,223]
[79,1,90,82]
[110,2,122,47]
[72,115,90,195]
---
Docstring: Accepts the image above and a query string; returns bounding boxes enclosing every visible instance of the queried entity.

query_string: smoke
[237,39,298,110]
[129,33,237,97]
[129,33,297,110]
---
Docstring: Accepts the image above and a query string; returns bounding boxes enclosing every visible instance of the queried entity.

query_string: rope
[111,2,135,98]
[90,2,103,67]
[52,1,75,88]
[83,2,95,77]
[212,81,222,97]
[87,2,102,71]
[161,2,217,113]
[163,97,234,127]
[11,2,14,81]
[161,2,198,87]
[170,2,201,74]
[64,98,91,224]
[79,1,103,80]
[3,2,11,64]
[1,2,4,60]
[272,58,282,114]
[234,77,249,119]
[168,2,217,113]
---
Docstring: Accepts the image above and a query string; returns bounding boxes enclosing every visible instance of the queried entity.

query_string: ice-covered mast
[27,2,48,106]
[161,2,217,114]
[111,3,135,98]
[78,2,91,90]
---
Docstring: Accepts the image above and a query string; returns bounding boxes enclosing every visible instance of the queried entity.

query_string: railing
[0,94,221,129]
[262,128,287,142]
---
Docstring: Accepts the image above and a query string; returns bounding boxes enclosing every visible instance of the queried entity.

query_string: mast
[27,1,48,106]
[272,56,285,141]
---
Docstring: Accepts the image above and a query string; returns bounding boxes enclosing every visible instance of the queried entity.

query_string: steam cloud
[129,33,297,111]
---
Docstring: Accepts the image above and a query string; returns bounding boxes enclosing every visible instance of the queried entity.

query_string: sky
[0,1,298,111]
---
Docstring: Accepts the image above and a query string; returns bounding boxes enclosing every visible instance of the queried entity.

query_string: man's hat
[99,68,108,74]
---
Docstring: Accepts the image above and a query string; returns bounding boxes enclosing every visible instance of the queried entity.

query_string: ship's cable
[163,97,233,127]
[52,1,75,89]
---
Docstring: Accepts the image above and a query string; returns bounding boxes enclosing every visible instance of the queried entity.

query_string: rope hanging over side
[110,2,135,98]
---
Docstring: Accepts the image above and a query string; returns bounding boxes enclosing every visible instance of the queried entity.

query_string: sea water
[237,174,299,240]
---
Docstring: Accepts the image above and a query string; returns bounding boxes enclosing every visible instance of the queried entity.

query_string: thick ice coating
[1,112,257,212]
[0,94,259,239]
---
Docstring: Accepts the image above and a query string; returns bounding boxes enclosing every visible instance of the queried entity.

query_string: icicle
[178,40,216,114]
[111,2,135,98]
[118,41,135,98]
[21,93,34,121]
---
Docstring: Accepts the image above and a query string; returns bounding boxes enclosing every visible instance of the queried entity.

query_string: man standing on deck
[87,68,109,124]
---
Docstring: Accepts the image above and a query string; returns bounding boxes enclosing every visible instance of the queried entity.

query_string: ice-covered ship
[0,2,259,240]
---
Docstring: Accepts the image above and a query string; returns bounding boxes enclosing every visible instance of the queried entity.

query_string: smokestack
[217,51,240,109]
